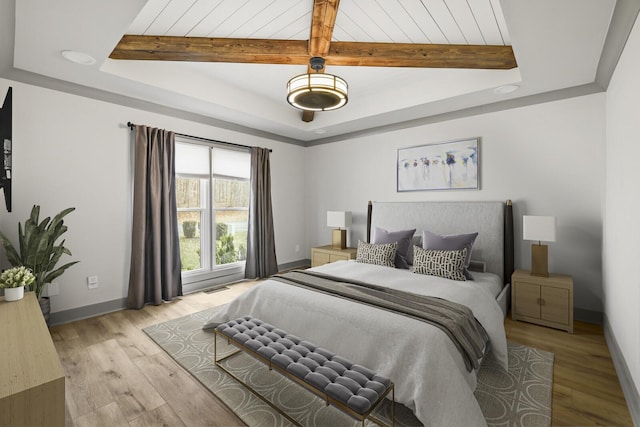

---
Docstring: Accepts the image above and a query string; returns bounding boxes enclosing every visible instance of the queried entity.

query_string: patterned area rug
[143,307,553,427]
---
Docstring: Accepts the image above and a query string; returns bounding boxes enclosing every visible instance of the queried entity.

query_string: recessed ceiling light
[494,84,519,95]
[61,50,96,65]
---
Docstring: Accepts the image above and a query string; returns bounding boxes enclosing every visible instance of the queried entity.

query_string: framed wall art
[397,137,479,192]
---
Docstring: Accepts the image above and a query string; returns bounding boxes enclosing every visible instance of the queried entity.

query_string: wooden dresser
[311,245,357,267]
[0,292,65,426]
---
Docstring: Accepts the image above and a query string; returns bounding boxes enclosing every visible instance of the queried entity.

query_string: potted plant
[0,205,78,320]
[0,266,35,301]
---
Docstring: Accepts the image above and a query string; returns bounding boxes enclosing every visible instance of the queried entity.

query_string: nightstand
[311,245,357,267]
[511,269,574,333]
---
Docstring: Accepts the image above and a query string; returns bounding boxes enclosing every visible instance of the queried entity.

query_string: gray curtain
[245,147,278,278]
[127,125,182,309]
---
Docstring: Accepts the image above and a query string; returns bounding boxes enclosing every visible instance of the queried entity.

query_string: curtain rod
[126,122,272,152]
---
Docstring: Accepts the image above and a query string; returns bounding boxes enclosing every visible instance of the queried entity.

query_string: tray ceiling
[8,0,618,143]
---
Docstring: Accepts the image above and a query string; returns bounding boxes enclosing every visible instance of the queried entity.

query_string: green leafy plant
[216,233,237,264]
[216,222,229,240]
[0,266,35,289]
[0,205,79,298]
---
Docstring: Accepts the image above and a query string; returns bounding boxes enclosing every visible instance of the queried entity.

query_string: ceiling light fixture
[61,50,96,65]
[287,57,348,112]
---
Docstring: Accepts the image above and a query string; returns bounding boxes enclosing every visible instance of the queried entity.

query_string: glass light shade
[523,215,556,242]
[327,211,352,228]
[287,73,348,111]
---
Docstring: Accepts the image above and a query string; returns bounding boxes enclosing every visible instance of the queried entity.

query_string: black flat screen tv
[0,86,12,212]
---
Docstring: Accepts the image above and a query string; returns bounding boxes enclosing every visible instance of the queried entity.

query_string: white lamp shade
[327,211,352,228]
[523,215,556,242]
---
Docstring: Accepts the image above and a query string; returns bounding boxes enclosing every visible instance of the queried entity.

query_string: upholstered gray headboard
[367,201,514,284]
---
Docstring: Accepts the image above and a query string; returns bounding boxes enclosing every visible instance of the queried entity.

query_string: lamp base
[531,244,549,277]
[332,229,346,249]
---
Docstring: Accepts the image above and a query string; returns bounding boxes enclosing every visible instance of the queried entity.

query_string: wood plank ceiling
[110,0,516,122]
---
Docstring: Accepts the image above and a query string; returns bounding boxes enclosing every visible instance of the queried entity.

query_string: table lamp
[327,211,352,249]
[523,215,556,277]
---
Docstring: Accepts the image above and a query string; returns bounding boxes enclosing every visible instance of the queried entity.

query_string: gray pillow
[422,230,478,280]
[407,235,422,265]
[356,240,397,267]
[412,246,467,281]
[422,230,478,267]
[372,227,416,269]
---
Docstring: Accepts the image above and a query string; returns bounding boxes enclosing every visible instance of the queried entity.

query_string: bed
[206,200,514,427]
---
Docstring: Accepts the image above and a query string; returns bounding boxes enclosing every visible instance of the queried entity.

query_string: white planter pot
[4,286,25,301]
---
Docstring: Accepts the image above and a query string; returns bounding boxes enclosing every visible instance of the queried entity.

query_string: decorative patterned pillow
[356,240,397,267]
[412,246,467,281]
[371,227,416,269]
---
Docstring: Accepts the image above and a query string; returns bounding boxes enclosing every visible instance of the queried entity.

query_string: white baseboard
[49,259,311,326]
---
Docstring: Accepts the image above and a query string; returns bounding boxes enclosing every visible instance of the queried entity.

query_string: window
[175,139,250,284]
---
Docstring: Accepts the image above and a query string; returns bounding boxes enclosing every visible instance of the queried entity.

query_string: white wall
[604,14,640,402]
[306,94,606,315]
[0,77,608,320]
[0,78,307,314]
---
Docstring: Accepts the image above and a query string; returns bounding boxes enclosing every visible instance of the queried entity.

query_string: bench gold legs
[214,331,396,427]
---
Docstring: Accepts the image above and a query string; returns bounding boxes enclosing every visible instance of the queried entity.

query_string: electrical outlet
[87,275,99,290]
[295,244,300,252]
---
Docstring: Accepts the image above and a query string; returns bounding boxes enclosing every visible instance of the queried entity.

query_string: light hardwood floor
[51,282,633,427]
[504,316,633,426]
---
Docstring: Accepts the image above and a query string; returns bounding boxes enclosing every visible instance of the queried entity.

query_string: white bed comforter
[208,261,508,427]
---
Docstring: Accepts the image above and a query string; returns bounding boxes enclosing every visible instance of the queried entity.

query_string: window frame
[175,137,250,290]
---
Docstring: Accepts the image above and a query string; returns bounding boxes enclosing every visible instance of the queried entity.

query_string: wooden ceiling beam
[309,0,340,58]
[327,42,517,69]
[109,35,310,64]
[301,110,315,122]
[304,0,340,123]
[110,35,516,70]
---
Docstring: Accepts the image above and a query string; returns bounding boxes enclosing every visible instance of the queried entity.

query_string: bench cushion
[216,316,392,415]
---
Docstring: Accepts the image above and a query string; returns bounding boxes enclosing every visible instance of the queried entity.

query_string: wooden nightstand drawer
[311,245,357,267]
[329,253,351,262]
[511,269,573,333]
[312,251,331,266]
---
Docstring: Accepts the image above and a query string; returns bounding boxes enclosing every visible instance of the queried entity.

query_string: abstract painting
[397,137,479,192]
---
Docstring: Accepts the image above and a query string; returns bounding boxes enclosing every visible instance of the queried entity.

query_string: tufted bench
[214,316,395,427]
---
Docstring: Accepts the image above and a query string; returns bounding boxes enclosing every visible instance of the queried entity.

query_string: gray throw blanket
[272,270,489,372]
